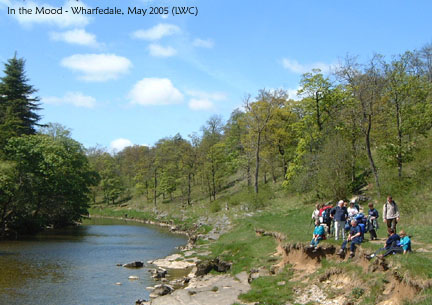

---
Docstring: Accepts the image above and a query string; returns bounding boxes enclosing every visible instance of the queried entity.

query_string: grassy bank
[89,180,432,305]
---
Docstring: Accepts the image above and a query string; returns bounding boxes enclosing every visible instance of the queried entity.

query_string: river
[0,218,187,305]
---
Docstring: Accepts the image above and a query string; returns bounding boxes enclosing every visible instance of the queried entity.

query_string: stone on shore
[149,284,174,298]
[123,261,144,268]
[148,271,250,305]
[149,254,196,269]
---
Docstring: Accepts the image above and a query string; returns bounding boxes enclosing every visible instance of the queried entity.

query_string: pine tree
[0,55,42,142]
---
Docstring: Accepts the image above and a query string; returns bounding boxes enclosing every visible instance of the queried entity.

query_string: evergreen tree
[0,55,42,145]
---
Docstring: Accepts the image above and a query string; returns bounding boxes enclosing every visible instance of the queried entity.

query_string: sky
[0,0,431,152]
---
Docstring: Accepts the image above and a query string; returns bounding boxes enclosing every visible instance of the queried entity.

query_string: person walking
[331,200,348,241]
[383,196,400,234]
[367,203,379,240]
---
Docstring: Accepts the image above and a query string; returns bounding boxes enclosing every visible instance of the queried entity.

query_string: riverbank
[89,197,432,305]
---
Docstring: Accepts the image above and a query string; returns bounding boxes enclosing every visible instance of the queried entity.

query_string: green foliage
[0,55,41,148]
[1,134,97,235]
[351,287,365,298]
[210,201,221,213]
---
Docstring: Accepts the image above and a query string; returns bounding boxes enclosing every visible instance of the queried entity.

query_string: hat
[338,200,344,205]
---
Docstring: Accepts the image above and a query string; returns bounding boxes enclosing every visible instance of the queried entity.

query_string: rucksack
[358,223,366,241]
[322,207,332,223]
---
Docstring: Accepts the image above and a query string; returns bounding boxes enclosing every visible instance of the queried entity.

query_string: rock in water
[129,275,140,280]
[123,261,144,268]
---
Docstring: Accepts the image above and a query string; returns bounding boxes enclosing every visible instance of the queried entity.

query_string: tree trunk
[187,173,192,205]
[211,163,216,201]
[315,92,322,131]
[153,170,157,208]
[254,132,261,193]
[351,136,356,182]
[365,115,381,195]
[395,101,403,178]
[264,172,267,184]
[246,161,251,187]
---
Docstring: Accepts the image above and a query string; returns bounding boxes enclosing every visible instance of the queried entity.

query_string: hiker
[311,203,321,223]
[399,230,412,254]
[347,201,359,220]
[310,219,326,251]
[338,219,362,258]
[366,228,401,259]
[319,202,333,235]
[383,196,400,233]
[331,200,348,241]
[367,203,379,240]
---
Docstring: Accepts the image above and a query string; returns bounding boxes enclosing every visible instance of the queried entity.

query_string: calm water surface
[0,218,187,305]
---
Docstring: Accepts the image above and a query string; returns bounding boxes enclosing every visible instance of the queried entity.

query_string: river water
[0,218,187,305]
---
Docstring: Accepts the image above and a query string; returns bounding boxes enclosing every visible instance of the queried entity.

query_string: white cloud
[110,138,133,152]
[282,58,333,74]
[61,54,132,82]
[186,90,226,111]
[50,29,100,47]
[129,78,183,106]
[192,38,214,49]
[188,99,214,110]
[286,87,301,101]
[148,44,177,57]
[7,1,90,28]
[131,23,180,40]
[43,91,97,108]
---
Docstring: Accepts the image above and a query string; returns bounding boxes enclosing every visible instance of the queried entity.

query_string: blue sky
[0,0,431,151]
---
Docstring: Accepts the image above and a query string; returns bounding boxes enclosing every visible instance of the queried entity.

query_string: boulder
[123,261,144,268]
[150,268,167,279]
[195,258,231,277]
[149,284,174,298]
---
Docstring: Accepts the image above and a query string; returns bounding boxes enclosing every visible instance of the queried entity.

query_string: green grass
[209,221,277,274]
[89,176,432,305]
[239,267,295,305]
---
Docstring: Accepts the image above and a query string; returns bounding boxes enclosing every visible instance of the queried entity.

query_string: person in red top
[319,202,333,235]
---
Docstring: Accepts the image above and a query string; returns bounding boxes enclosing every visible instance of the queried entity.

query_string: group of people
[310,196,411,259]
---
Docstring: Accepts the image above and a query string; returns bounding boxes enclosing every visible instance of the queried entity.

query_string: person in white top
[347,201,358,219]
[311,203,321,222]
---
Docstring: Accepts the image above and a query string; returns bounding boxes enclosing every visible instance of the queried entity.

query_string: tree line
[1,44,432,236]
[89,44,432,207]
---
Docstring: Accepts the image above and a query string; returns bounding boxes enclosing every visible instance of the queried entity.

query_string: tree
[298,69,334,132]
[379,53,432,178]
[2,134,97,235]
[338,56,385,195]
[0,55,42,148]
[244,90,286,193]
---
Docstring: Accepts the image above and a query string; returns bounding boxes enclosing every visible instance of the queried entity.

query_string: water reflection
[0,218,187,305]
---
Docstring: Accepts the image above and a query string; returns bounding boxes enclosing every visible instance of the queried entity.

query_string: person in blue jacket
[365,228,403,259]
[310,220,326,251]
[338,219,362,258]
[367,202,379,240]
[399,230,412,254]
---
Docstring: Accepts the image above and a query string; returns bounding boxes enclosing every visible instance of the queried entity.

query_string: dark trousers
[386,218,397,233]
[369,229,377,239]
[341,239,361,254]
[373,246,403,257]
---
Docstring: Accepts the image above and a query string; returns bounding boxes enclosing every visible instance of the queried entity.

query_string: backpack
[358,223,366,242]
[322,207,332,223]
